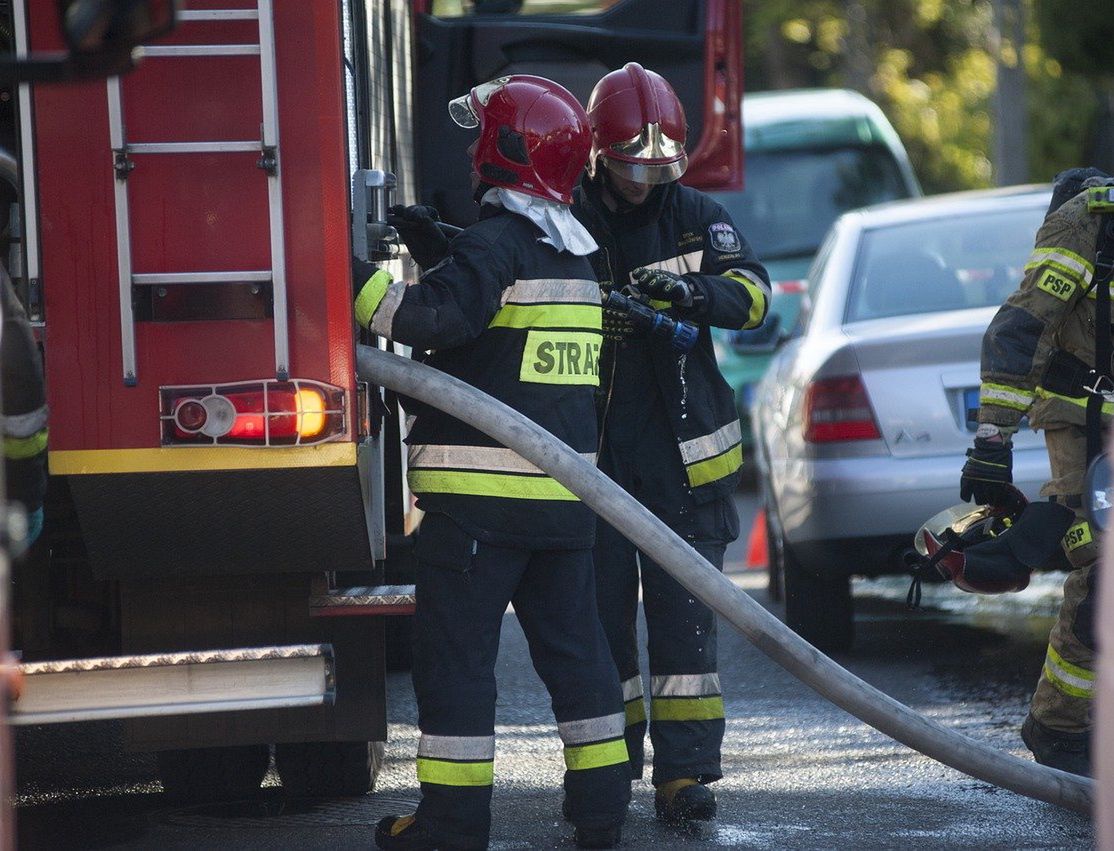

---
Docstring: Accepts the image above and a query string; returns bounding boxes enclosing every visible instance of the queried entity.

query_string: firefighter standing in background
[961,167,1114,776]
[0,154,47,553]
[572,63,771,823]
[354,75,630,851]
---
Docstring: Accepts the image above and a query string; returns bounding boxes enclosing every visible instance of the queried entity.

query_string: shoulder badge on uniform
[708,222,741,253]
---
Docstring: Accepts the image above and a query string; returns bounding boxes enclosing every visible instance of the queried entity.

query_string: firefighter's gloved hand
[960,428,1014,506]
[354,265,394,329]
[630,267,694,307]
[387,204,449,269]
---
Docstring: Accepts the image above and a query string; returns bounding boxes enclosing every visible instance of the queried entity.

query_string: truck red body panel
[31,2,356,457]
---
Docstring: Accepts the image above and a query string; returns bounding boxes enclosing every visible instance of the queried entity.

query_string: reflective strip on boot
[650,673,725,722]
[621,674,646,726]
[558,712,629,771]
[416,733,495,787]
[1043,645,1094,700]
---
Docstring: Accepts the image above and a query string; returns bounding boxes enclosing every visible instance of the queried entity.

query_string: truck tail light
[803,375,881,442]
[160,380,346,446]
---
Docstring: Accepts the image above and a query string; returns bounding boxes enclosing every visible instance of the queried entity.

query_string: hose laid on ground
[356,345,1092,815]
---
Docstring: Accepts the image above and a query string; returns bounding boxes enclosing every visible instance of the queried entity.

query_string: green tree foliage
[744,0,1100,193]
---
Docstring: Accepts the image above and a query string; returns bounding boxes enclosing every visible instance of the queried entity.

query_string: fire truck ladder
[108,2,289,386]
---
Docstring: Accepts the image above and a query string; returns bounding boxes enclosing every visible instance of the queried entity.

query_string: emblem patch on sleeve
[709,222,741,253]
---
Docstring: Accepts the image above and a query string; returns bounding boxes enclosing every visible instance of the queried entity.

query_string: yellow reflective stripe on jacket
[980,382,1033,412]
[408,469,580,501]
[1025,247,1094,286]
[1034,386,1114,416]
[489,303,601,331]
[520,330,601,386]
[685,444,743,488]
[5,429,48,460]
[416,757,494,787]
[1043,645,1094,699]
[354,269,392,328]
[564,738,629,771]
[724,269,772,329]
[650,695,725,722]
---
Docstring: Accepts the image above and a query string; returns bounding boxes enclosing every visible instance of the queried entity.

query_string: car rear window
[713,145,910,261]
[844,204,1047,323]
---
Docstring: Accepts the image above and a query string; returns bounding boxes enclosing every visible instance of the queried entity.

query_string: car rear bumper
[771,446,1051,546]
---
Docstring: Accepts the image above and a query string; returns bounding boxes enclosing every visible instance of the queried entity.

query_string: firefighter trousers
[1033,425,1098,733]
[410,512,632,849]
[595,403,740,784]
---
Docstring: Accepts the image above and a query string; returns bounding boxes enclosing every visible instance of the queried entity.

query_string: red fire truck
[4,0,743,804]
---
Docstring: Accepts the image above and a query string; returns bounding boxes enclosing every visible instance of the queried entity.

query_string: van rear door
[410,0,743,225]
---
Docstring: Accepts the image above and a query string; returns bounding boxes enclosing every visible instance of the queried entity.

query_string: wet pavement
[13,492,1096,849]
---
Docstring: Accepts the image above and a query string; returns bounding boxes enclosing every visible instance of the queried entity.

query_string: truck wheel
[782,543,854,653]
[275,740,384,798]
[157,744,270,804]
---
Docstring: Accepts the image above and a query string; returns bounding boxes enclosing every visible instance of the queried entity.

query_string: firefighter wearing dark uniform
[355,76,630,851]
[1,231,47,548]
[572,63,771,823]
[961,167,1114,776]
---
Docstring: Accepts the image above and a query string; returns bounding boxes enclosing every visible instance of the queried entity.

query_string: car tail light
[803,376,881,442]
[160,380,346,446]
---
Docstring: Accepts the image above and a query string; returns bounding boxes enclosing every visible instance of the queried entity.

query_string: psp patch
[709,222,741,253]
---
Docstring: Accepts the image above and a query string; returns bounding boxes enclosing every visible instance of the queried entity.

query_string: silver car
[752,185,1054,652]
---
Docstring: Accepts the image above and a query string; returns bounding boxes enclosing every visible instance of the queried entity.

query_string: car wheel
[782,543,854,653]
[157,744,270,804]
[274,740,383,799]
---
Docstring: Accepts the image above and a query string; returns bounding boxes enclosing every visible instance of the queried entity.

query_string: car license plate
[964,388,979,431]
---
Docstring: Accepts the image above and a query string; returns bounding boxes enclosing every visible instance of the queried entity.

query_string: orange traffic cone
[745,507,767,570]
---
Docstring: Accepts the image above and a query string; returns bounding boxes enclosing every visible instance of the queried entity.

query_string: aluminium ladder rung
[133,271,272,286]
[309,584,417,617]
[9,643,335,725]
[110,0,289,385]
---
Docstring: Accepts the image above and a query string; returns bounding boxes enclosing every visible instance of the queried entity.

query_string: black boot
[1021,714,1090,776]
[573,823,622,849]
[375,814,467,850]
[654,779,716,824]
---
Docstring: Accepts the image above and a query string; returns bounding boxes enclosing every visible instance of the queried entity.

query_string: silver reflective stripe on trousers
[651,673,722,697]
[417,733,497,761]
[557,712,626,745]
[621,675,644,702]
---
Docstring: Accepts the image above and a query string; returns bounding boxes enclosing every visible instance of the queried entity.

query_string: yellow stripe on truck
[49,442,357,475]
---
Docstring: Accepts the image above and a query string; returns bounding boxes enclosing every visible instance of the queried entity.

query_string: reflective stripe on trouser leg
[1032,557,1097,733]
[511,546,632,829]
[1032,425,1097,733]
[643,528,728,785]
[411,513,531,848]
[592,516,647,779]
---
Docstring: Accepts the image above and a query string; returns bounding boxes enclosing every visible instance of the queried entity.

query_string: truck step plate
[309,584,416,617]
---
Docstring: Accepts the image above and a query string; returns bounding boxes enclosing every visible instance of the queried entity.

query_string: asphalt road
[13,491,1096,849]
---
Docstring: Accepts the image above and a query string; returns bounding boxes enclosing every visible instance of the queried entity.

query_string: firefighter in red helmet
[571,63,771,825]
[355,75,630,850]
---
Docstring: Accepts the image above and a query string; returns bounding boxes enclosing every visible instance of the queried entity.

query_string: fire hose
[356,344,1092,815]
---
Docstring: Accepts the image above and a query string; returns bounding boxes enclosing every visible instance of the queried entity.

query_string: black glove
[630,267,694,307]
[960,436,1014,506]
[387,204,449,269]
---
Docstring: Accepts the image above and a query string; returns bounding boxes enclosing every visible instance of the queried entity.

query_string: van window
[716,145,909,262]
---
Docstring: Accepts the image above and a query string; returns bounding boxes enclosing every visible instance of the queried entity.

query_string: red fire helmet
[448,75,591,205]
[586,62,688,185]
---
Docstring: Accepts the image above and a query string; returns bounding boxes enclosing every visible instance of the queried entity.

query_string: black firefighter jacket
[573,177,771,503]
